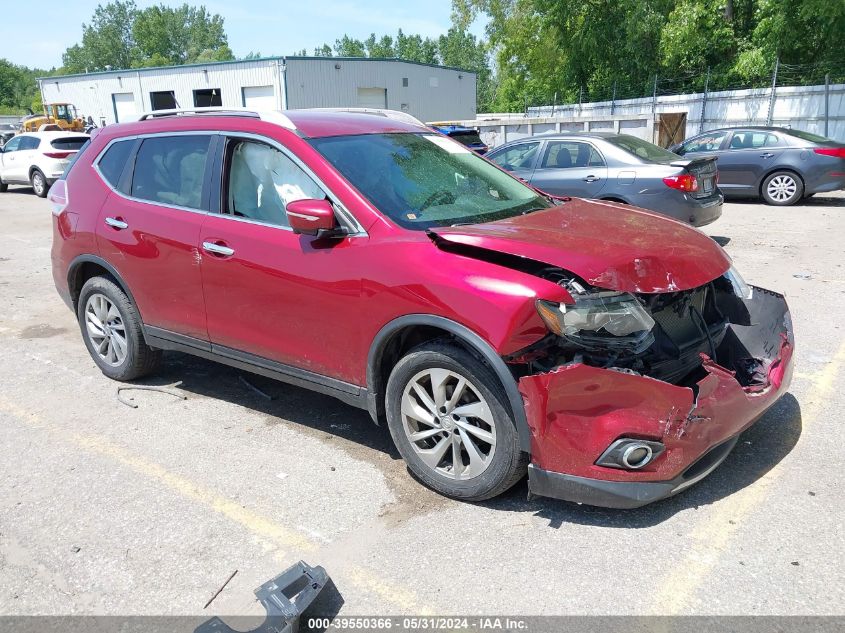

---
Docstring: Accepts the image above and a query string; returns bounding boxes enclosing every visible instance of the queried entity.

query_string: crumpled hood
[430,198,731,293]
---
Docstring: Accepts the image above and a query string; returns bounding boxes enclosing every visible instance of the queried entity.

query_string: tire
[30,169,48,198]
[761,170,803,206]
[0,174,7,193]
[385,340,528,501]
[77,276,161,381]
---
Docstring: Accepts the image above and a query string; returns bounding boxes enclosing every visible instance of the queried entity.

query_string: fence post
[611,80,617,115]
[699,66,710,134]
[578,86,583,116]
[766,56,779,126]
[552,91,557,118]
[825,73,830,137]
[651,75,659,143]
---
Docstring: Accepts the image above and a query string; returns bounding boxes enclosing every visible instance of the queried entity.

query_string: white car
[0,131,89,197]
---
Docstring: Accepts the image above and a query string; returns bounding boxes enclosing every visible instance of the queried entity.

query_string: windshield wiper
[521,207,546,215]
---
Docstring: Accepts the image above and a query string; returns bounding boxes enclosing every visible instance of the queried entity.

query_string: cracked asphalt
[0,186,843,619]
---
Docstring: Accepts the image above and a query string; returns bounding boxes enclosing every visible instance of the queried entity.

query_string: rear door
[95,133,213,341]
[717,130,784,193]
[486,140,542,181]
[529,140,608,198]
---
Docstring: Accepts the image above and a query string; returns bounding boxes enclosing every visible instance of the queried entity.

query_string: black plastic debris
[196,561,328,633]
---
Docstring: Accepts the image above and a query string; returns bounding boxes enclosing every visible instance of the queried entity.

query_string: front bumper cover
[520,286,794,508]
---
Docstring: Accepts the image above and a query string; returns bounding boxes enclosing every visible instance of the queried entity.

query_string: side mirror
[286,198,341,237]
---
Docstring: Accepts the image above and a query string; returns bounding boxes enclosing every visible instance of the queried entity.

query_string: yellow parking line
[0,395,431,613]
[647,339,845,615]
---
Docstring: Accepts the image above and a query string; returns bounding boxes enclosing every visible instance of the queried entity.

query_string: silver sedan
[486,132,723,227]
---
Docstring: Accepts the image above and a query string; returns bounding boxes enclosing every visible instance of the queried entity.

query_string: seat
[730,135,745,149]
[551,146,572,168]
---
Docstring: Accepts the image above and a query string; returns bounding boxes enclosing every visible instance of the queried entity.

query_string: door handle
[104,216,128,230]
[583,175,600,182]
[202,241,235,257]
[760,152,775,158]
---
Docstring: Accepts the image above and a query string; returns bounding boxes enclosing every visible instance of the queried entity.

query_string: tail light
[43,151,74,159]
[47,180,68,216]
[663,173,699,192]
[814,147,845,158]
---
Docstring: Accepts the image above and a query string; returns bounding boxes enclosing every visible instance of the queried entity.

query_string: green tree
[62,1,139,73]
[334,35,367,57]
[132,4,232,66]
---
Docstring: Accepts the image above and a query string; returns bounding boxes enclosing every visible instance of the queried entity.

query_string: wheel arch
[29,165,45,179]
[67,255,137,313]
[366,314,532,453]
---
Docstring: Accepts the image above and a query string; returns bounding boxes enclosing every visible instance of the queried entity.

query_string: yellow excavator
[20,103,86,133]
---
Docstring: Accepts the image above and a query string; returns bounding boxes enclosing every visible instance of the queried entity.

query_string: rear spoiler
[669,155,718,168]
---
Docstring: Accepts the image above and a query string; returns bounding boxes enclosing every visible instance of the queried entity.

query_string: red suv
[51,109,794,507]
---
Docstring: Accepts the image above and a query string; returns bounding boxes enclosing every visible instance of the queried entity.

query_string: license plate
[703,177,713,193]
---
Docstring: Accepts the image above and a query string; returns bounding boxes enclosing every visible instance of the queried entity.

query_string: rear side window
[97,140,135,188]
[52,137,88,151]
[130,135,210,209]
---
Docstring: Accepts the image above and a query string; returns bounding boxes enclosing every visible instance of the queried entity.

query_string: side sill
[143,325,368,410]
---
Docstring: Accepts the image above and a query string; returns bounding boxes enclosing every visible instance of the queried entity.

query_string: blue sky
[2,0,485,70]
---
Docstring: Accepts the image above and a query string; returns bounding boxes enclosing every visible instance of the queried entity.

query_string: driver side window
[490,141,540,171]
[3,136,23,153]
[224,139,326,228]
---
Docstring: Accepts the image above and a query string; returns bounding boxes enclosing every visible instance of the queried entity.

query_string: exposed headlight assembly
[536,291,656,352]
[725,265,753,300]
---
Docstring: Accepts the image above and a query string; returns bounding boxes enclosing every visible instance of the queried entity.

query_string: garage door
[112,93,137,123]
[242,85,275,110]
[357,88,387,109]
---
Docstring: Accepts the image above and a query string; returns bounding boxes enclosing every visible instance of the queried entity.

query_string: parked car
[670,126,845,206]
[486,132,722,226]
[0,131,89,197]
[51,108,793,508]
[0,124,17,147]
[433,125,489,154]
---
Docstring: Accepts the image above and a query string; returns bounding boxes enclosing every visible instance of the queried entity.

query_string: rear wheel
[30,169,48,198]
[761,171,803,206]
[385,341,527,501]
[77,276,161,381]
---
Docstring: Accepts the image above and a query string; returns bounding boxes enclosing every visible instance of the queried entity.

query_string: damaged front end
[512,269,794,509]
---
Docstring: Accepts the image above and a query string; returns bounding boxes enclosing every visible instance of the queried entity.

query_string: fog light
[621,444,653,469]
[596,438,665,470]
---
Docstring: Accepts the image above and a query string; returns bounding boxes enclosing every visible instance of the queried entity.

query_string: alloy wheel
[766,174,797,202]
[400,368,497,480]
[84,293,127,366]
[32,172,45,196]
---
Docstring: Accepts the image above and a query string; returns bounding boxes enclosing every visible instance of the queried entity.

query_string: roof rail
[307,107,427,127]
[136,107,296,130]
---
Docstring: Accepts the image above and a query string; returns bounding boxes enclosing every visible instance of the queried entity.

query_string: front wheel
[385,341,528,501]
[761,171,803,206]
[31,169,48,198]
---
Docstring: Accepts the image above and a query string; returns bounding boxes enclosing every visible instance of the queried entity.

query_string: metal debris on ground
[195,561,329,633]
[204,569,238,609]
[238,375,275,400]
[116,385,188,408]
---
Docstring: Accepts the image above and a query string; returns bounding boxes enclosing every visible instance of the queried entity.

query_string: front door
[199,135,365,382]
[95,133,212,340]
[0,135,25,182]
[529,140,608,198]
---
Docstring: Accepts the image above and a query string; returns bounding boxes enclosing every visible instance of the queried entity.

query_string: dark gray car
[486,132,722,227]
[670,126,845,206]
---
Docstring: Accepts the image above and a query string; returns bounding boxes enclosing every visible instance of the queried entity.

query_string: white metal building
[38,56,477,126]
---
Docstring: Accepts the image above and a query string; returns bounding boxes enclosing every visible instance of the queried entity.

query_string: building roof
[38,55,477,82]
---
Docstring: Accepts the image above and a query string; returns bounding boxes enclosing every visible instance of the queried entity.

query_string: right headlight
[536,291,655,351]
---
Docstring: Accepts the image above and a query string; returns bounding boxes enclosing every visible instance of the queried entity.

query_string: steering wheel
[419,190,456,211]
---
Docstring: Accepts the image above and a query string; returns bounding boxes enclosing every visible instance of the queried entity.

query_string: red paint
[431,199,732,293]
[519,340,793,482]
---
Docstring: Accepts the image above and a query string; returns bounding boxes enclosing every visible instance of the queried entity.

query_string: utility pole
[651,74,658,115]
[578,86,583,115]
[766,57,779,126]
[825,73,830,138]
[699,66,710,134]
[611,80,617,115]
[552,91,557,118]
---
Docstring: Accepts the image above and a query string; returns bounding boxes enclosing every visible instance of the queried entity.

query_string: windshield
[606,134,680,163]
[310,133,551,230]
